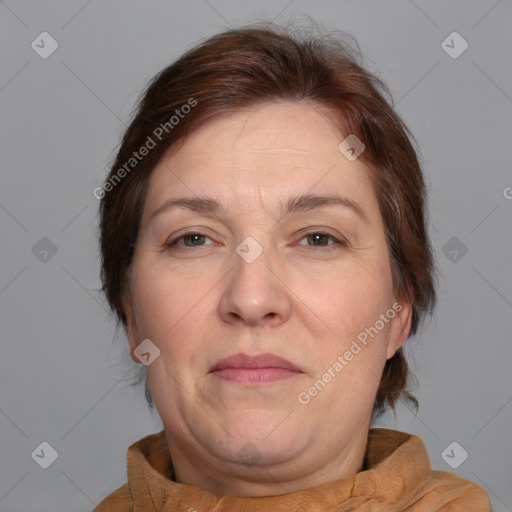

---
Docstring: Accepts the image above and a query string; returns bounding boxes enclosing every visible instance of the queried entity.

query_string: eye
[165,232,215,249]
[296,231,345,249]
[164,230,345,252]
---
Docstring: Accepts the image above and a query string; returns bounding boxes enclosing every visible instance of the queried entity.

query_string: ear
[122,293,141,364]
[386,299,413,359]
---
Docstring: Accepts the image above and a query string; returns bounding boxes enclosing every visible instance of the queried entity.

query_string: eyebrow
[149,193,369,224]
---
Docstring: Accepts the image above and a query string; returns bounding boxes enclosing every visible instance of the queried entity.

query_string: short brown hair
[98,24,436,417]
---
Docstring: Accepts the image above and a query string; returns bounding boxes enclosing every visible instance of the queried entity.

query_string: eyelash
[164,231,346,252]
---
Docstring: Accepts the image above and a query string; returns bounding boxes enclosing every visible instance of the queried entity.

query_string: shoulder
[92,483,132,512]
[410,470,491,512]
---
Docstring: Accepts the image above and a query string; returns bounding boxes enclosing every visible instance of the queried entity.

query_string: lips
[210,353,302,372]
[209,353,303,384]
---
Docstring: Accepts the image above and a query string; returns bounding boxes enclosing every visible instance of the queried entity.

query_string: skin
[123,101,412,498]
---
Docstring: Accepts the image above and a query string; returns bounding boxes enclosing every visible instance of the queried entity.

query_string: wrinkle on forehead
[144,100,378,228]
[196,100,344,157]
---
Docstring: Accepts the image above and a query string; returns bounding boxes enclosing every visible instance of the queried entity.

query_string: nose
[218,242,292,328]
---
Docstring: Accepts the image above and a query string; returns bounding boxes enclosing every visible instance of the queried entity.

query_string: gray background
[1,1,511,511]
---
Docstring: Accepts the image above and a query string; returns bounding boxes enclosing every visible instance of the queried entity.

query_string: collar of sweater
[107,428,489,511]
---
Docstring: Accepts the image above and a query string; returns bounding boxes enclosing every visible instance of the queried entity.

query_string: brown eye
[166,232,215,250]
[306,233,330,246]
[297,231,343,248]
[181,234,207,246]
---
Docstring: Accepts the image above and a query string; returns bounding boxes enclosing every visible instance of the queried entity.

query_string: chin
[211,412,308,464]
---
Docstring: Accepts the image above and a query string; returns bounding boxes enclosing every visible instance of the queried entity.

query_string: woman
[94,24,490,511]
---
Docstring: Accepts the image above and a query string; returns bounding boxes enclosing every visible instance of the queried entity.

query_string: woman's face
[124,101,412,488]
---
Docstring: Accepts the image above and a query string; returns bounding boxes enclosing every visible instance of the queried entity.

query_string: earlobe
[386,300,412,359]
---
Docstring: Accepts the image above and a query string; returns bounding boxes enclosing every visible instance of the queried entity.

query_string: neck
[165,427,369,498]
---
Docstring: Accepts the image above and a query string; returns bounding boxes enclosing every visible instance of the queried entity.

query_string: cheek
[130,260,216,370]
[130,265,211,403]
[131,258,206,331]
[297,258,393,339]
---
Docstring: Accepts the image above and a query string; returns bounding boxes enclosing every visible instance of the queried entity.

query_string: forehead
[143,101,378,219]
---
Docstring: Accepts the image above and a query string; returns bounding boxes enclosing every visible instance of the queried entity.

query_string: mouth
[209,352,304,385]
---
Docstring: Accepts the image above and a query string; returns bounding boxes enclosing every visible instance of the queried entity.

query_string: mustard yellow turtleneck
[93,428,490,511]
